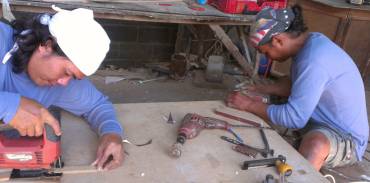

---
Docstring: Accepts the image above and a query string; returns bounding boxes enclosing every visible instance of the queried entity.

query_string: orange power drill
[169,113,245,158]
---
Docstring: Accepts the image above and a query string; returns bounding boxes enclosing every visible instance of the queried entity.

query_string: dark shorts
[299,122,358,168]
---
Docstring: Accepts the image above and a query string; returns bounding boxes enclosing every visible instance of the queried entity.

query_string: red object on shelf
[209,0,248,14]
[210,0,287,14]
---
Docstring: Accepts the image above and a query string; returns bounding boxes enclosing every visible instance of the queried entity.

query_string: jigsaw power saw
[0,107,63,179]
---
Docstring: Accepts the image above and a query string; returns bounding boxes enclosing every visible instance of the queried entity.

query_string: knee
[299,132,331,160]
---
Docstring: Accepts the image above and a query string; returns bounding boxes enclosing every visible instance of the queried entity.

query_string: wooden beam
[174,24,184,53]
[237,26,252,65]
[209,24,254,76]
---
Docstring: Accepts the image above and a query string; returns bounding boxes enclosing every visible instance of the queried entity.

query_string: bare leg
[298,131,331,171]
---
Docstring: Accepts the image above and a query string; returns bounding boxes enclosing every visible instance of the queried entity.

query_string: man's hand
[227,91,258,111]
[246,77,291,97]
[93,133,124,171]
[9,97,62,137]
[227,91,271,125]
[244,84,266,94]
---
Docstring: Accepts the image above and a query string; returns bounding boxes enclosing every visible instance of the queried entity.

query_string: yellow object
[276,160,293,177]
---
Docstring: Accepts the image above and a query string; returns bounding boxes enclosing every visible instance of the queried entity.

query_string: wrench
[260,129,274,157]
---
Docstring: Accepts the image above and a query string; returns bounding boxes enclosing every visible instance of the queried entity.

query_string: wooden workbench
[59,101,328,183]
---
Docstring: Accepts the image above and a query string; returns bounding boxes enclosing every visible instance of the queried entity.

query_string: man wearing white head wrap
[0,6,124,170]
[227,5,368,171]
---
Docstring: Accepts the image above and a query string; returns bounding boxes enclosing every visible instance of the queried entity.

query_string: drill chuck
[169,143,182,158]
[176,133,186,144]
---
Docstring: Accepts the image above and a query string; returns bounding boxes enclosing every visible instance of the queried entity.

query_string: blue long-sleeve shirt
[267,32,369,160]
[0,22,123,137]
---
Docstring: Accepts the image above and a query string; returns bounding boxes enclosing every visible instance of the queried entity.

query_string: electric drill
[169,113,235,158]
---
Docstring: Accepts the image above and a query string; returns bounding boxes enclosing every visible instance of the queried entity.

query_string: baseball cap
[250,7,295,46]
[49,5,110,76]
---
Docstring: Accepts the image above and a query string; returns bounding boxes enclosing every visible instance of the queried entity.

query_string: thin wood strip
[58,166,99,174]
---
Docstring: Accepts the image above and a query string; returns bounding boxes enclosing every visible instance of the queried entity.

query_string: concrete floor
[90,69,232,103]
[89,68,370,183]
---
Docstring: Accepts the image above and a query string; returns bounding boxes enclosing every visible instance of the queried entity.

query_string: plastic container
[206,55,224,82]
[210,0,248,14]
[258,54,272,77]
[211,0,288,14]
[197,0,208,5]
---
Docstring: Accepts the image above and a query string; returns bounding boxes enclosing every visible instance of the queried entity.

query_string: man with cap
[227,5,368,170]
[0,5,123,170]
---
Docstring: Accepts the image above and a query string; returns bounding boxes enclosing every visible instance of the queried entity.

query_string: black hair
[10,13,66,73]
[286,4,308,37]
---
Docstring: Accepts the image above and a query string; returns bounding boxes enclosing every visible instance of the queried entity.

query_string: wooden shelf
[6,0,255,25]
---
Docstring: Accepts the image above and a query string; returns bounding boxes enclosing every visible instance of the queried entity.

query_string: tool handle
[220,136,243,145]
[233,145,258,158]
[260,129,269,150]
[260,129,273,156]
[44,106,61,142]
[44,124,60,142]
[203,117,228,129]
[242,158,277,170]
[276,160,293,177]
[214,110,261,127]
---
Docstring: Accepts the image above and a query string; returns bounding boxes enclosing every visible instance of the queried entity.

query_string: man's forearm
[247,101,276,128]
[265,77,291,97]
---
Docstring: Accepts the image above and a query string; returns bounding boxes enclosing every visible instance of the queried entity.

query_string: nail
[122,139,132,145]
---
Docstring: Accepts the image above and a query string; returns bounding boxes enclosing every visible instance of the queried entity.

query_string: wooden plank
[59,101,328,183]
[174,24,184,53]
[209,25,254,76]
[237,26,252,65]
[6,0,255,25]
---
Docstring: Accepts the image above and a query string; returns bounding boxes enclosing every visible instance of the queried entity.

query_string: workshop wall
[99,19,178,68]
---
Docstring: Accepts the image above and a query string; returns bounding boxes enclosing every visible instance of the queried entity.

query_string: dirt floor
[89,67,370,183]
